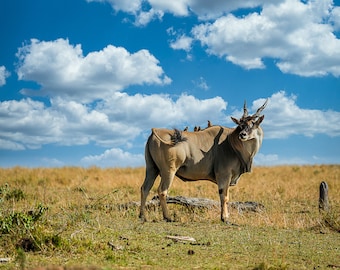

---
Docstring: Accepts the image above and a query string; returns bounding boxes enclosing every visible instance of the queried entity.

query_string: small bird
[207,120,212,127]
[183,126,188,131]
[194,126,198,132]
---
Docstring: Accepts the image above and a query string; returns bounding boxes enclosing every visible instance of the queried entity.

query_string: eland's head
[231,99,268,142]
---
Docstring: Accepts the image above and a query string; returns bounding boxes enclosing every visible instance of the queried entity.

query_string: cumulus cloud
[231,91,340,139]
[87,0,282,22]
[264,91,340,138]
[0,98,140,150]
[0,66,10,86]
[135,8,164,26]
[95,0,340,77]
[192,77,209,91]
[0,98,62,149]
[148,0,190,16]
[169,34,193,52]
[167,28,193,60]
[254,153,310,166]
[87,0,187,26]
[50,98,141,146]
[2,89,339,153]
[254,153,279,165]
[189,0,282,20]
[86,0,142,14]
[0,93,227,151]
[40,157,65,167]
[192,0,340,76]
[16,38,171,102]
[98,92,226,128]
[330,5,340,30]
[0,139,25,151]
[81,148,144,167]
[92,0,340,77]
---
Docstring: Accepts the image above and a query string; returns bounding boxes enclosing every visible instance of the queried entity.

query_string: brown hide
[149,125,259,183]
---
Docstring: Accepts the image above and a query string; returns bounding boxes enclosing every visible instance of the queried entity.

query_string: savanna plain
[0,165,339,270]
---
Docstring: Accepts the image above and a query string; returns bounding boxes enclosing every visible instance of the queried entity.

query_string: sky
[0,0,340,168]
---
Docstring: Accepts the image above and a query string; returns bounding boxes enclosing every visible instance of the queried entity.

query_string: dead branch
[117,195,264,213]
[166,235,196,243]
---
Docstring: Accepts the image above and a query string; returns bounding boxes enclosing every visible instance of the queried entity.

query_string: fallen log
[118,195,264,213]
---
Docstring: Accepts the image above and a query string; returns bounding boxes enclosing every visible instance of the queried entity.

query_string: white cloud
[231,91,340,139]
[169,35,193,52]
[0,98,62,149]
[81,148,144,167]
[98,92,227,128]
[192,77,209,91]
[86,0,142,14]
[330,6,340,30]
[16,39,171,102]
[40,157,65,167]
[254,153,279,165]
[167,29,193,60]
[87,0,340,34]
[87,0,184,25]
[227,55,265,70]
[1,91,339,152]
[86,0,340,77]
[189,0,284,20]
[1,90,339,166]
[0,139,25,151]
[0,66,10,86]
[148,0,189,16]
[135,8,164,26]
[0,92,226,150]
[88,0,282,22]
[0,98,140,150]
[254,153,310,166]
[86,0,165,26]
[50,97,141,146]
[192,0,340,76]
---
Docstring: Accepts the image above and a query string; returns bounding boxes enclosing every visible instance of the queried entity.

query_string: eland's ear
[255,115,265,126]
[231,117,240,125]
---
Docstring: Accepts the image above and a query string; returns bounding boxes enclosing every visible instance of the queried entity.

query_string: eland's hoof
[164,217,175,222]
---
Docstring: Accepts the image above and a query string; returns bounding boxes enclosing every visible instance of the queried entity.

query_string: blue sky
[0,0,340,168]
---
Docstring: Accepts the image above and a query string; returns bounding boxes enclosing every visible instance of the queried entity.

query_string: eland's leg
[139,166,159,221]
[218,180,231,223]
[158,170,176,222]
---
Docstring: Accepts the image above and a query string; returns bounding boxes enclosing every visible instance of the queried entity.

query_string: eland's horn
[242,100,248,118]
[253,99,268,117]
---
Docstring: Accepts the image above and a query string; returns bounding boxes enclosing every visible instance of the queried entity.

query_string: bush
[0,203,47,234]
[0,203,51,253]
[0,183,25,202]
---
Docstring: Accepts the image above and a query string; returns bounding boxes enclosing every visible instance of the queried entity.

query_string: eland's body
[139,100,267,222]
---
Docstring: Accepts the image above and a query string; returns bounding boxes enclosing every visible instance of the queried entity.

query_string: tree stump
[319,181,329,212]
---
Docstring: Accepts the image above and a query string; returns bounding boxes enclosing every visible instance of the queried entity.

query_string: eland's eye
[241,122,253,131]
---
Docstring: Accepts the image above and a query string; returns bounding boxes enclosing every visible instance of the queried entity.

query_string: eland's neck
[244,126,263,158]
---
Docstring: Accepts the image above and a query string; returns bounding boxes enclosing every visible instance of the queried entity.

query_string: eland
[139,99,268,222]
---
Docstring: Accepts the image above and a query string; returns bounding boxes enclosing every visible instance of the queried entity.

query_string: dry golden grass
[0,165,339,228]
[0,165,339,269]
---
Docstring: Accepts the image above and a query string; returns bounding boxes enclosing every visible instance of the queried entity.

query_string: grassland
[0,165,339,269]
